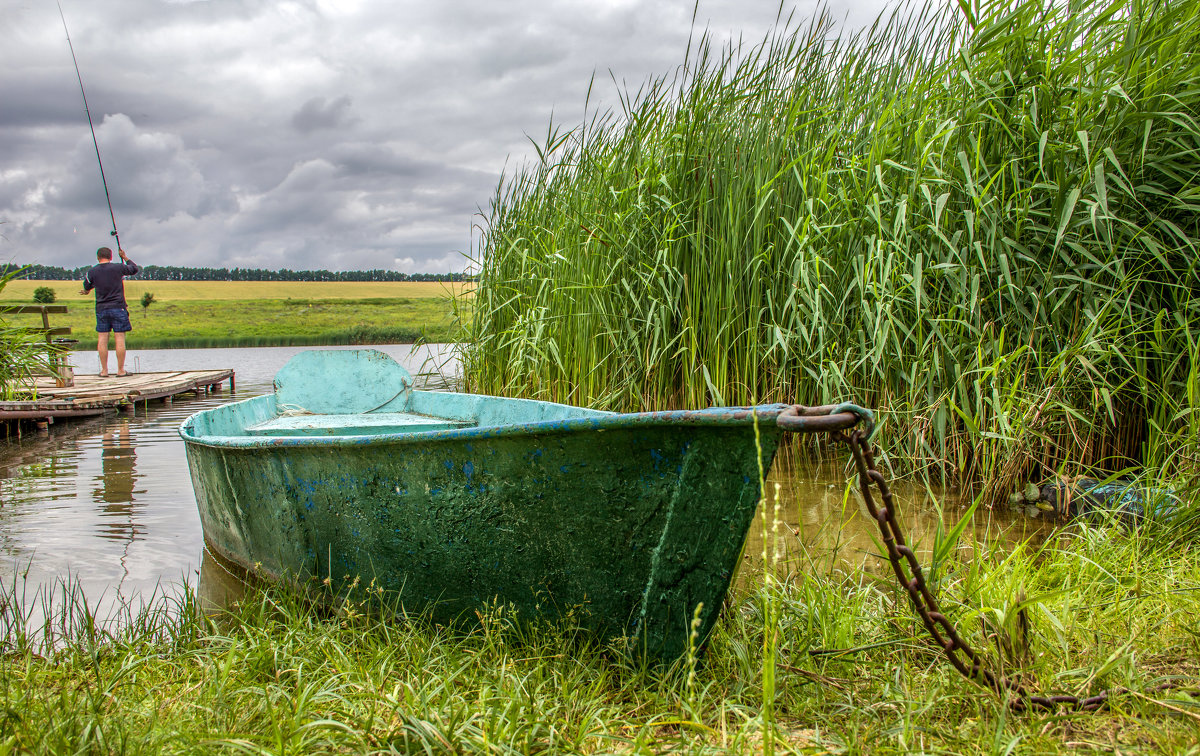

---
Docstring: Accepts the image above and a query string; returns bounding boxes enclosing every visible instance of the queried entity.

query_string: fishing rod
[58,1,121,249]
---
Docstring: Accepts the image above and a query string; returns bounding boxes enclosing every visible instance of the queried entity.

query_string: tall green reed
[460,0,1200,496]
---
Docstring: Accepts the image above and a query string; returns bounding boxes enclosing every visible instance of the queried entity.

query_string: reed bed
[460,0,1200,497]
[2,510,1198,754]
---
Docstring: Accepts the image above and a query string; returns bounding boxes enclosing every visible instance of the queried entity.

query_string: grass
[0,296,463,351]
[2,510,1198,754]
[459,0,1200,498]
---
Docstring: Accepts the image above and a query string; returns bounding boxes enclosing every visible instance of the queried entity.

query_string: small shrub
[141,291,155,317]
[32,286,56,304]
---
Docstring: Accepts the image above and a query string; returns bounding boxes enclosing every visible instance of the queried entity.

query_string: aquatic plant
[461,0,1200,497]
[0,267,51,400]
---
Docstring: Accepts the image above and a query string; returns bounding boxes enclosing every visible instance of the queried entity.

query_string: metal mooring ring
[775,403,875,439]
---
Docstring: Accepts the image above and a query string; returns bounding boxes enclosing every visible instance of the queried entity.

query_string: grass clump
[3,519,1199,754]
[461,0,1200,497]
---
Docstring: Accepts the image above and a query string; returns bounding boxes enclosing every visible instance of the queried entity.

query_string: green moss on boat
[181,349,838,660]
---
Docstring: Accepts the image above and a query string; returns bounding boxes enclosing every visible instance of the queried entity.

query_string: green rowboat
[181,349,866,659]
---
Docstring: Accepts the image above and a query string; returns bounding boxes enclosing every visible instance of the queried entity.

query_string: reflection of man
[95,422,137,508]
[92,421,143,594]
[80,246,139,377]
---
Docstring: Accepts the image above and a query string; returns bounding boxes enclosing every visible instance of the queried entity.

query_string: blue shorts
[96,308,132,333]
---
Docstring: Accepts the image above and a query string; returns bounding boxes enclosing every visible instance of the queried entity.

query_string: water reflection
[0,343,456,619]
[198,548,247,615]
[94,422,145,542]
[741,455,1049,581]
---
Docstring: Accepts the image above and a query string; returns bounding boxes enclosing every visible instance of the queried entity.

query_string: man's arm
[118,248,139,276]
[80,269,93,295]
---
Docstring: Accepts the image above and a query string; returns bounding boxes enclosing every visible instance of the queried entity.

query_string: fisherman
[80,246,139,377]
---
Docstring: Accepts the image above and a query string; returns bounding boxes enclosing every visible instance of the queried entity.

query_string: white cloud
[0,0,892,273]
[394,251,466,274]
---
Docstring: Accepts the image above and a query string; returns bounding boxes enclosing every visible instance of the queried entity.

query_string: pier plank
[0,369,234,422]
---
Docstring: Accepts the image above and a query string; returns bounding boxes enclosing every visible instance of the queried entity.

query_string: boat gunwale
[179,394,791,450]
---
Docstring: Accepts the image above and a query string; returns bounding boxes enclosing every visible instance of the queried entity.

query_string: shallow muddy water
[739,455,1048,584]
[2,345,1044,622]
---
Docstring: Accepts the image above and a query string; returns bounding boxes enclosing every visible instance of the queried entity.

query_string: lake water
[1,344,1042,622]
[0,344,457,618]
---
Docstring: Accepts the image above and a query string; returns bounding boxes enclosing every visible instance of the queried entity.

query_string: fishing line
[57,1,121,249]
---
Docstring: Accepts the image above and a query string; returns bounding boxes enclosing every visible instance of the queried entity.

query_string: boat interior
[184,350,608,440]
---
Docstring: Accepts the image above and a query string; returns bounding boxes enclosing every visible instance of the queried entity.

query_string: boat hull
[185,401,784,659]
[181,349,809,659]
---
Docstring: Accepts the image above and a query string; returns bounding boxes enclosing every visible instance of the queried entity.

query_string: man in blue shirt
[80,246,140,377]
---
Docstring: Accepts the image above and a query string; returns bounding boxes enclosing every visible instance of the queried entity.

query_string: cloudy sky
[1,0,887,274]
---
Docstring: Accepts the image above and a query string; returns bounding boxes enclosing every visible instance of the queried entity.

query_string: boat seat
[245,412,476,437]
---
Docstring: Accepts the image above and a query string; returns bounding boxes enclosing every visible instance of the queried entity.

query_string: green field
[0,292,463,350]
[1,279,470,302]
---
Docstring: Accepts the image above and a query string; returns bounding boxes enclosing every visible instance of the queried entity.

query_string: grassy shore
[3,512,1198,753]
[0,282,465,349]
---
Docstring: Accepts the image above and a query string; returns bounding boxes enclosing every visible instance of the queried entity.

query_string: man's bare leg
[97,333,110,376]
[114,332,127,376]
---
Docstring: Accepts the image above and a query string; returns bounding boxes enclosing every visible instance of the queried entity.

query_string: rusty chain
[776,404,1127,711]
[835,424,1117,711]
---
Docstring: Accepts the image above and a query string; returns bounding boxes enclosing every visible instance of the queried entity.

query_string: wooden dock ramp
[0,370,235,422]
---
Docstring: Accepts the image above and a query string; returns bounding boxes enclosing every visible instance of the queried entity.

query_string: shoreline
[62,333,461,351]
[2,293,465,351]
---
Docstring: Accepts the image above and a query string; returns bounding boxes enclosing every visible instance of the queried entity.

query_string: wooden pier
[0,370,235,422]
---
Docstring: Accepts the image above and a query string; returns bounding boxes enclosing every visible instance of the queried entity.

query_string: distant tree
[0,262,472,283]
[32,286,56,304]
[140,291,155,317]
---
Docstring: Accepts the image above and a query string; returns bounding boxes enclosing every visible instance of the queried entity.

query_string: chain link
[836,425,1115,712]
[776,403,1184,710]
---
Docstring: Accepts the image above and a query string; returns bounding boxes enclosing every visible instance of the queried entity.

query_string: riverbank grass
[0,296,462,350]
[3,516,1198,753]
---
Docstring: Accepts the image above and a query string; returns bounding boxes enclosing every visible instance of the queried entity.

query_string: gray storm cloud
[0,0,887,272]
[292,96,356,133]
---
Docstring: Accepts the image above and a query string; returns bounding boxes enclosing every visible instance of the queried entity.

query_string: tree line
[0,263,472,282]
